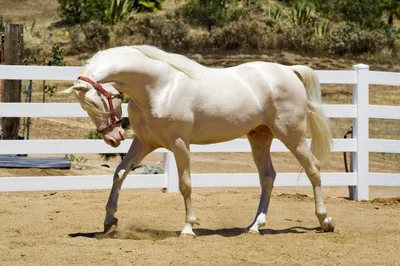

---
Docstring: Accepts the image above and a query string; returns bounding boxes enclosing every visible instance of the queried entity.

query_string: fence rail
[0,64,399,200]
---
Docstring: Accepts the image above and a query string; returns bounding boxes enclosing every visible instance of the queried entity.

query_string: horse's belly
[190,117,259,144]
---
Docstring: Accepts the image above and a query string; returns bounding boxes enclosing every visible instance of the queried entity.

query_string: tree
[312,0,384,28]
[181,0,231,31]
[58,0,109,25]
[383,0,400,25]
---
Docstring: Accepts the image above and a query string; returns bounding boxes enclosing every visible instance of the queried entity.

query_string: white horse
[63,45,335,237]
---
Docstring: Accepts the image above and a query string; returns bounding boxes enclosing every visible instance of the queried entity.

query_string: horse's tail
[290,65,332,162]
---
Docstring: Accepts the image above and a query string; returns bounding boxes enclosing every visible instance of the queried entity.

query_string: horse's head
[63,77,125,147]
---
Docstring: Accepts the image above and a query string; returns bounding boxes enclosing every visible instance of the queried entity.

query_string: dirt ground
[0,39,398,266]
[1,68,398,266]
[0,187,399,266]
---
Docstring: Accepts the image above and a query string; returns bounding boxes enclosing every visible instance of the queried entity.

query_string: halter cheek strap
[77,76,123,134]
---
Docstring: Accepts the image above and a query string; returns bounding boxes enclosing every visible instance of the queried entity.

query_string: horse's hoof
[248,229,260,235]
[95,218,118,239]
[321,217,335,232]
[180,233,196,239]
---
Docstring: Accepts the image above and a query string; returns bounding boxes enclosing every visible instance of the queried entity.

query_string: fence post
[163,151,179,192]
[0,24,23,140]
[352,64,369,201]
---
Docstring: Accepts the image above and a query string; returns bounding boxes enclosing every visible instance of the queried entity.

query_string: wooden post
[0,24,23,140]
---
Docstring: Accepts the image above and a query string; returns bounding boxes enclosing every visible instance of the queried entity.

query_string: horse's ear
[60,85,86,96]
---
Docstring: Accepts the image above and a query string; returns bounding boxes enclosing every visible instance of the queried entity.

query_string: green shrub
[267,5,283,21]
[383,25,400,49]
[210,19,270,51]
[58,0,162,26]
[227,1,265,22]
[82,21,110,51]
[187,29,212,52]
[115,6,394,56]
[311,0,384,29]
[47,44,66,66]
[122,15,189,51]
[58,0,109,25]
[314,21,329,38]
[180,0,231,31]
[327,22,386,55]
[281,23,318,52]
[132,0,165,12]
[156,17,189,51]
[23,46,43,65]
[105,0,133,25]
[290,1,313,25]
[67,26,85,54]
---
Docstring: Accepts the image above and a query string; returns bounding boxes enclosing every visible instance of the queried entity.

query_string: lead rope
[343,127,353,172]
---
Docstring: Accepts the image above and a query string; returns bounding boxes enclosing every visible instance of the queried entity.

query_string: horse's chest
[127,100,177,145]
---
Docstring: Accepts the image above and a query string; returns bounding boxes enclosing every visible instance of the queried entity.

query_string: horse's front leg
[102,137,154,235]
[171,138,197,238]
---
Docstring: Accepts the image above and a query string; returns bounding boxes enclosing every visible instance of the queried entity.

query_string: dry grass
[0,0,60,24]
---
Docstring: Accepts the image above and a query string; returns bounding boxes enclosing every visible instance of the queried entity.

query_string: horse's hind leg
[276,131,335,232]
[247,126,276,234]
[102,137,154,235]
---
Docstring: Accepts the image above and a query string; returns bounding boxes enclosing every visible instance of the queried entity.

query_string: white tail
[291,65,332,162]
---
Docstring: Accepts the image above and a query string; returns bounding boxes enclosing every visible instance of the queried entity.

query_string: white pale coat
[64,45,335,237]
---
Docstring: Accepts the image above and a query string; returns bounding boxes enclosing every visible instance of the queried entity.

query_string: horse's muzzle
[101,126,125,148]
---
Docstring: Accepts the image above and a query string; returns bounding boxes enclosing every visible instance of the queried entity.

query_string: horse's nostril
[109,139,116,147]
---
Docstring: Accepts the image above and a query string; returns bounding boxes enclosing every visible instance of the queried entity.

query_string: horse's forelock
[76,89,109,119]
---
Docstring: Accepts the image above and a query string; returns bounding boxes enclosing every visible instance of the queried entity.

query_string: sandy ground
[0,49,397,265]
[0,187,399,266]
[1,115,399,265]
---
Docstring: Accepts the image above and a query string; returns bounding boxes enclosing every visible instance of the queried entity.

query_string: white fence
[0,64,399,201]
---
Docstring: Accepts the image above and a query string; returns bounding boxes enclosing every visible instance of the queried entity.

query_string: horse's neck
[85,49,173,111]
[109,66,167,112]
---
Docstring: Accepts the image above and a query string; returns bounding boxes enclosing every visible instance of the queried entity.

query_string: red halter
[77,76,123,134]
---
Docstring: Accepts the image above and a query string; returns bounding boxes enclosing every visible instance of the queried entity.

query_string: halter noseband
[78,76,123,134]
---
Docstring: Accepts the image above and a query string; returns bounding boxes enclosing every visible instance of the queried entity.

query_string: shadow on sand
[69,225,321,240]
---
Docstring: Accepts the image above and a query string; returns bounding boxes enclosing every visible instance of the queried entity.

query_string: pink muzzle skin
[101,126,126,148]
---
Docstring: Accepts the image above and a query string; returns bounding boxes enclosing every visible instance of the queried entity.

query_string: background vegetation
[53,0,400,57]
[2,0,400,64]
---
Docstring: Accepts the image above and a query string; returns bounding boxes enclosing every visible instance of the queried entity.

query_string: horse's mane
[85,45,205,79]
[132,45,205,79]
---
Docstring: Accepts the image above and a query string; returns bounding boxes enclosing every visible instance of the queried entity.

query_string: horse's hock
[0,24,23,140]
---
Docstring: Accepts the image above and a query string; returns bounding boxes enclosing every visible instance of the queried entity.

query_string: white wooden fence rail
[0,64,399,200]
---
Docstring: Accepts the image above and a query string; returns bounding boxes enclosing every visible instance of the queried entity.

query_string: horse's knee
[106,205,117,214]
[306,164,322,186]
[260,167,276,187]
[179,177,192,197]
[261,169,276,180]
[112,168,127,185]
